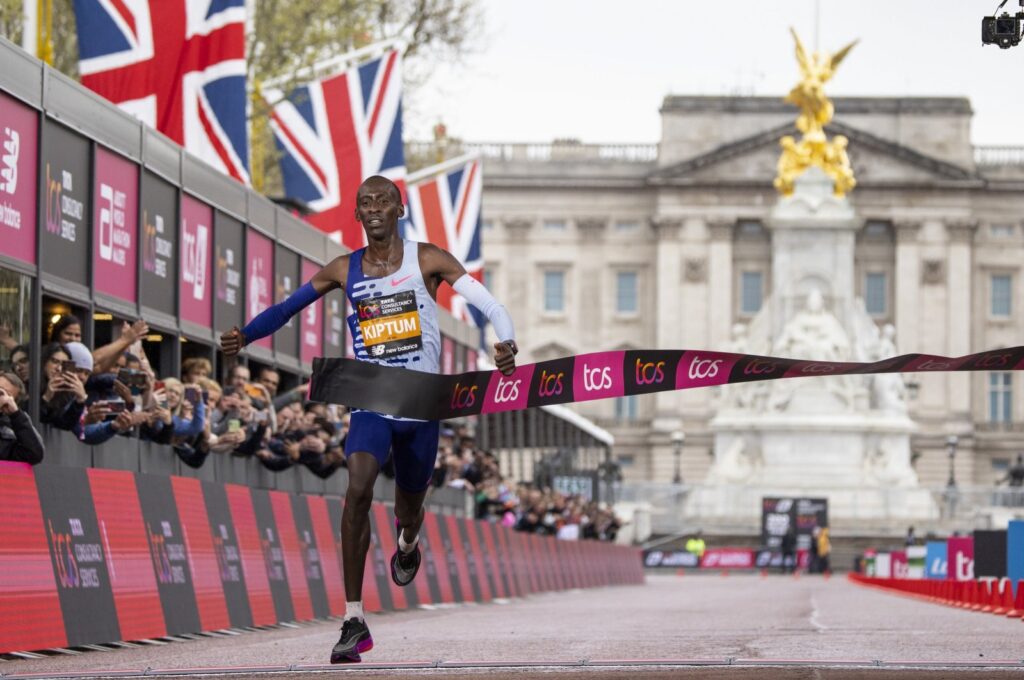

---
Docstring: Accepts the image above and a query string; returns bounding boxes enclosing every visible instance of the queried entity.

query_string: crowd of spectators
[430,424,622,542]
[1,314,621,542]
[2,314,348,477]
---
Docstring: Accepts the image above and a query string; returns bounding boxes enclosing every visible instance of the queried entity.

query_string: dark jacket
[0,410,45,464]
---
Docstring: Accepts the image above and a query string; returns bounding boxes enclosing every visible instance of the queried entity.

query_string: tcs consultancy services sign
[0,92,38,265]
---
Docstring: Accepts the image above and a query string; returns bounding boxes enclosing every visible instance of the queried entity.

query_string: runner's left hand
[494,341,517,376]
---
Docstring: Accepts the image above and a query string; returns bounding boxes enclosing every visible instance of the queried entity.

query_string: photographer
[63,342,135,446]
[151,378,207,440]
[0,372,44,464]
[39,342,87,431]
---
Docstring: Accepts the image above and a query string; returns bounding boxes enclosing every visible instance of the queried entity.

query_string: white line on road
[809,595,827,631]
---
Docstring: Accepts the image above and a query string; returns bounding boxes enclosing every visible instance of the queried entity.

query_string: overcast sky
[407,0,1024,147]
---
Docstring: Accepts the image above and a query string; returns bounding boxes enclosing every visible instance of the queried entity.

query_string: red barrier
[849,573,1024,621]
[0,465,643,654]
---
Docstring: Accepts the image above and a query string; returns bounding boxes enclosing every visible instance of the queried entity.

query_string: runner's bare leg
[342,452,380,601]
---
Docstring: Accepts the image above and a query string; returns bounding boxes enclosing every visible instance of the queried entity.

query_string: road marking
[809,595,827,631]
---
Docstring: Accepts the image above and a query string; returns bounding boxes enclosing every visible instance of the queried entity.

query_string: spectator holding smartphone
[0,372,45,464]
[39,342,88,430]
[150,378,206,440]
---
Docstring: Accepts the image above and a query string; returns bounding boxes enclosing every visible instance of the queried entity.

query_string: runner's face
[355,182,403,241]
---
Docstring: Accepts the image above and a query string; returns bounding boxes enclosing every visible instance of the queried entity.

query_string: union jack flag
[404,155,485,328]
[267,48,406,251]
[72,0,249,185]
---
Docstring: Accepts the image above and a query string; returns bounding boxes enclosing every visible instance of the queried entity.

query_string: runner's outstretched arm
[421,243,518,373]
[220,256,347,355]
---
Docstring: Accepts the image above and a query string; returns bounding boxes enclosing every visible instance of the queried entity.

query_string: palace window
[989,372,1013,424]
[991,274,1012,317]
[865,272,888,317]
[615,395,638,422]
[615,220,641,232]
[543,219,567,231]
[740,271,763,315]
[543,270,565,313]
[616,271,638,314]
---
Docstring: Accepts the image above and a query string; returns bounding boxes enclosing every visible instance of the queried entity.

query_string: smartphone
[184,386,200,404]
[154,380,165,392]
[61,360,78,374]
[97,399,127,420]
[243,383,264,399]
[227,419,242,433]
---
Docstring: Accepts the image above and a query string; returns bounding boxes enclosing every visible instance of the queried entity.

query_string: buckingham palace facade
[418,95,1024,492]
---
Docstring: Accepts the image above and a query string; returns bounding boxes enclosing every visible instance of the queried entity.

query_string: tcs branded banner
[0,463,642,654]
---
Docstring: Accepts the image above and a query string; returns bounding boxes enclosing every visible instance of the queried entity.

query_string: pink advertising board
[180,195,213,328]
[93,147,138,303]
[0,92,38,265]
[891,551,909,579]
[947,536,974,581]
[300,259,323,364]
[246,229,274,350]
[442,336,455,374]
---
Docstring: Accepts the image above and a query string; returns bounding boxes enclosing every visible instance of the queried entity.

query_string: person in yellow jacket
[817,527,832,574]
[685,531,706,565]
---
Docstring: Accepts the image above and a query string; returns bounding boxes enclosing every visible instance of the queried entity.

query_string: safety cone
[760,568,768,579]
[971,580,987,611]
[1008,580,1024,619]
[676,568,685,577]
[720,569,729,578]
[980,580,995,613]
[993,579,1013,616]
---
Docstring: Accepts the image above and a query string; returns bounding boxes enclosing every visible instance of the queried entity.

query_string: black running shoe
[330,618,373,664]
[391,518,421,587]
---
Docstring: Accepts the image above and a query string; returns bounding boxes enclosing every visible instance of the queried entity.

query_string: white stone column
[946,221,975,417]
[652,216,684,428]
[894,221,922,354]
[707,219,734,350]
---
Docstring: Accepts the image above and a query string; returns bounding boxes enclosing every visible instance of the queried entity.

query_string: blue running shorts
[343,411,440,493]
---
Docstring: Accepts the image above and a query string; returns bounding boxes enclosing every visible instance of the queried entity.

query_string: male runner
[220,176,518,663]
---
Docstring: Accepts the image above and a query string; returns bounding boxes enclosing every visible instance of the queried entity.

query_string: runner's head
[356,176,404,241]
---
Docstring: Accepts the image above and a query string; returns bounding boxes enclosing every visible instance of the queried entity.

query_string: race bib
[357,290,423,358]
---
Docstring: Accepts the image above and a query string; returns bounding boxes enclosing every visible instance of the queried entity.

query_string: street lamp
[946,435,959,489]
[944,435,960,519]
[671,430,685,485]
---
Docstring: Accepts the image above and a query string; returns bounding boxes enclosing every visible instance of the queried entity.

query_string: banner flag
[405,155,485,327]
[73,0,249,184]
[310,346,1024,420]
[267,46,405,250]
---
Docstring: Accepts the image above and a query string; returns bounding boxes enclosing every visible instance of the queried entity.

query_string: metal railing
[406,141,659,164]
[974,145,1024,166]
[38,427,472,516]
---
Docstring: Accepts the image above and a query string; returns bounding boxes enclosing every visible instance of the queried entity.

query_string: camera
[982,0,1024,48]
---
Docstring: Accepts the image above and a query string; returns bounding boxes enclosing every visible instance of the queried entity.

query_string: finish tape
[310,346,1024,420]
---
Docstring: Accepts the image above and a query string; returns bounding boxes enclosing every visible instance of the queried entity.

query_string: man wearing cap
[220,176,518,664]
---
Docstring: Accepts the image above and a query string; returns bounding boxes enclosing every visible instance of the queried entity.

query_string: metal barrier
[37,426,471,516]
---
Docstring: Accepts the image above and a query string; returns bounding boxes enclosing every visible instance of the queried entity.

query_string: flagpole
[405,152,482,185]
[262,38,405,93]
[21,0,36,55]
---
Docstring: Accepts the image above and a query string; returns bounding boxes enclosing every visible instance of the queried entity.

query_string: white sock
[344,601,363,621]
[398,530,419,554]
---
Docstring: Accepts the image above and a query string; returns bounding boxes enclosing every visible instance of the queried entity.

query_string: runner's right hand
[220,326,246,356]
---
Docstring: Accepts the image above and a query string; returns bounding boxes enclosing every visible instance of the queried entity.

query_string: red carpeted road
[2,574,1023,678]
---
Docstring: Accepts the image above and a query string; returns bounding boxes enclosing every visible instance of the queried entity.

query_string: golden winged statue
[774,28,859,197]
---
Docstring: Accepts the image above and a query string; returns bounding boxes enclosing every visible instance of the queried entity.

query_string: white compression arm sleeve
[452,274,516,342]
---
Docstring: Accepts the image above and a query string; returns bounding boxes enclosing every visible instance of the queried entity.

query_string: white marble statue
[772,288,850,361]
[870,323,908,416]
[766,287,858,411]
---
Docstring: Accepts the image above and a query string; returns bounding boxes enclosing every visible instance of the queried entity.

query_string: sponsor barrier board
[0,463,642,654]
